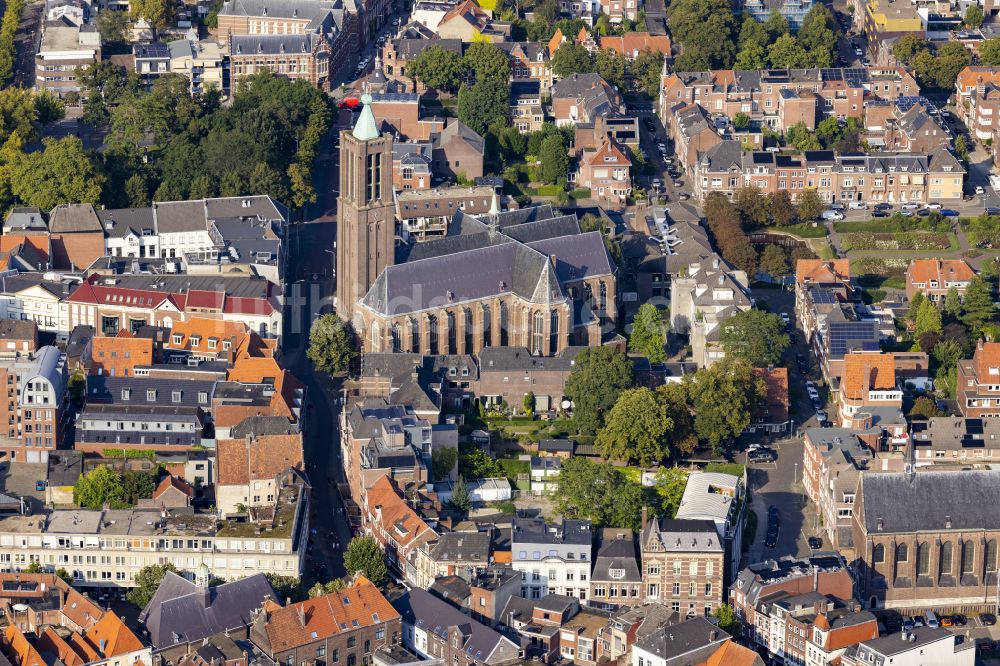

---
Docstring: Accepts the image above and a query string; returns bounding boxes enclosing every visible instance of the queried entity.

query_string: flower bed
[852,256,910,276]
[840,232,953,251]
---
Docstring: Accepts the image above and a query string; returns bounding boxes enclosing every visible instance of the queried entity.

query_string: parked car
[981,613,997,626]
[901,202,921,210]
[821,209,845,221]
[807,536,823,549]
[854,47,863,56]
[872,210,889,218]
[848,201,867,210]
[678,193,691,200]
[815,410,827,423]
[672,180,683,187]
[898,210,914,217]
[952,614,967,626]
[986,207,1000,216]
[916,208,930,217]
[780,312,791,325]
[976,185,985,195]
[874,202,893,211]
[35,480,45,492]
[749,449,777,463]
[925,202,942,209]
[940,209,960,217]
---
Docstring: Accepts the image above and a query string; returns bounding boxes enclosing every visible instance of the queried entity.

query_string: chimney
[709,630,718,641]
[812,564,819,592]
[550,254,557,268]
[296,604,306,627]
[641,506,648,531]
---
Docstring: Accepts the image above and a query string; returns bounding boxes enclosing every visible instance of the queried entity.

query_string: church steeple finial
[489,192,500,215]
[352,92,380,141]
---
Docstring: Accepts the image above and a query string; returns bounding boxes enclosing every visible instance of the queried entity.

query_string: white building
[840,627,975,666]
[0,275,77,340]
[511,517,592,600]
[675,471,747,582]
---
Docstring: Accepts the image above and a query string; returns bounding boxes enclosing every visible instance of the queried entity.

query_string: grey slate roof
[86,376,215,407]
[502,215,581,244]
[591,535,640,582]
[231,33,322,55]
[98,208,156,238]
[0,319,37,340]
[392,588,518,664]
[633,616,729,663]
[512,517,592,546]
[48,204,102,233]
[430,532,491,563]
[434,120,485,155]
[859,470,1000,534]
[139,571,276,648]
[230,415,298,438]
[4,207,46,232]
[527,231,615,282]
[361,241,563,316]
[491,205,556,228]
[478,346,586,372]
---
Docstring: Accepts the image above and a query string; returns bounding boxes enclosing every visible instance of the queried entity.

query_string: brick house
[230,34,331,90]
[956,340,1000,417]
[250,577,401,666]
[431,120,485,181]
[838,352,902,427]
[639,517,725,618]
[905,259,976,302]
[577,137,632,206]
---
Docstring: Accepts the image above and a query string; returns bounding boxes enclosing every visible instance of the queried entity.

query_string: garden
[839,231,955,252]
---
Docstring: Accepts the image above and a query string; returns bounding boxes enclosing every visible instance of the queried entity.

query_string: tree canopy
[127,563,177,608]
[564,346,634,434]
[343,535,389,586]
[462,42,512,82]
[411,45,466,92]
[596,387,672,465]
[666,0,738,70]
[686,357,764,451]
[307,314,356,375]
[539,134,570,184]
[629,303,667,362]
[457,79,509,136]
[553,457,647,530]
[550,42,595,77]
[719,309,790,367]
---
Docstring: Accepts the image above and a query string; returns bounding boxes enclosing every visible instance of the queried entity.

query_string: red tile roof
[216,434,304,486]
[153,475,194,499]
[83,611,145,657]
[842,353,896,400]
[796,259,851,285]
[907,259,975,286]
[186,290,225,310]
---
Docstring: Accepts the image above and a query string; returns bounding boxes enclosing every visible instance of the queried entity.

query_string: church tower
[336,94,394,324]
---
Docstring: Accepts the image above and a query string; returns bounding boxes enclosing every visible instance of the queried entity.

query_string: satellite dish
[561,400,572,409]
[12,604,28,612]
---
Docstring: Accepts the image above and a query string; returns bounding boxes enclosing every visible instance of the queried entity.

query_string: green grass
[569,188,591,199]
[703,462,746,477]
[497,458,530,489]
[833,218,951,234]
[534,184,565,196]
[619,466,643,483]
[779,223,828,238]
[856,274,906,290]
[817,244,836,260]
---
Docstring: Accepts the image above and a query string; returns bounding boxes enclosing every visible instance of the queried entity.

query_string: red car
[338,97,360,110]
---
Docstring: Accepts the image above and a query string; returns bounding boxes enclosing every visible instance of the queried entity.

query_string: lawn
[834,217,951,234]
[839,232,955,252]
[780,223,828,238]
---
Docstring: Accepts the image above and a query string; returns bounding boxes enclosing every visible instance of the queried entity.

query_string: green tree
[10,137,104,212]
[564,346,634,434]
[734,185,768,227]
[965,3,985,28]
[457,79,509,136]
[121,470,155,505]
[127,563,177,608]
[596,387,672,465]
[686,357,764,451]
[932,338,963,372]
[981,37,1000,66]
[652,466,689,517]
[411,45,466,91]
[732,112,751,130]
[458,444,504,478]
[892,35,930,66]
[431,447,458,481]
[306,314,356,375]
[719,309,790,367]
[714,604,742,637]
[96,10,130,45]
[961,276,995,333]
[23,561,43,573]
[787,122,822,151]
[248,162,288,202]
[522,391,535,415]
[550,42,595,76]
[265,573,304,602]
[74,465,127,509]
[768,190,796,226]
[666,0,738,70]
[594,48,626,89]
[759,244,790,278]
[129,0,174,35]
[449,475,473,513]
[909,395,942,420]
[797,4,838,66]
[657,383,698,455]
[539,134,569,184]
[462,42,512,82]
[629,303,668,362]
[763,8,789,41]
[33,91,65,125]
[553,457,646,529]
[343,535,389,586]
[309,577,348,597]
[955,134,969,163]
[796,188,826,221]
[913,298,943,337]
[55,568,72,585]
[631,48,665,97]
[928,42,971,90]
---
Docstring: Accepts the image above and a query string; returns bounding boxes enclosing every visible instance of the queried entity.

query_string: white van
[924,610,939,629]
[848,201,867,210]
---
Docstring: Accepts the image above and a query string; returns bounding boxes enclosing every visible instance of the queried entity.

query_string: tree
[550,42,595,77]
[686,357,765,451]
[265,573,304,603]
[719,309,790,367]
[914,297,943,336]
[892,35,930,66]
[787,122,822,151]
[954,134,969,163]
[652,466,689,517]
[666,0,738,70]
[596,387,672,465]
[631,48,665,97]
[33,91,65,125]
[796,188,826,222]
[127,563,177,608]
[309,578,348,597]
[763,9,789,41]
[539,134,570,184]
[343,535,389,586]
[24,561,43,573]
[130,0,173,34]
[564,346,634,434]
[463,42,512,82]
[932,338,963,371]
[449,476,473,512]
[307,314,356,375]
[909,395,942,420]
[553,457,646,529]
[982,37,1000,66]
[431,447,458,481]
[714,604,742,637]
[411,45,466,92]
[797,4,838,66]
[594,48,626,90]
[248,162,288,202]
[768,190,796,226]
[10,137,104,212]
[759,244,790,278]
[74,465,127,509]
[768,33,809,68]
[965,3,984,28]
[96,10,130,45]
[734,186,768,227]
[457,79,509,136]
[121,470,155,505]
[55,568,72,585]
[657,383,698,455]
[961,276,995,333]
[732,112,751,130]
[458,443,504,478]
[522,392,535,415]
[629,303,667,362]
[928,42,971,91]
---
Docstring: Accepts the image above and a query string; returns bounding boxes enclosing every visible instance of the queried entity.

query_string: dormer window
[609,568,625,579]
[172,334,183,345]
[208,337,218,350]
[190,335,201,347]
